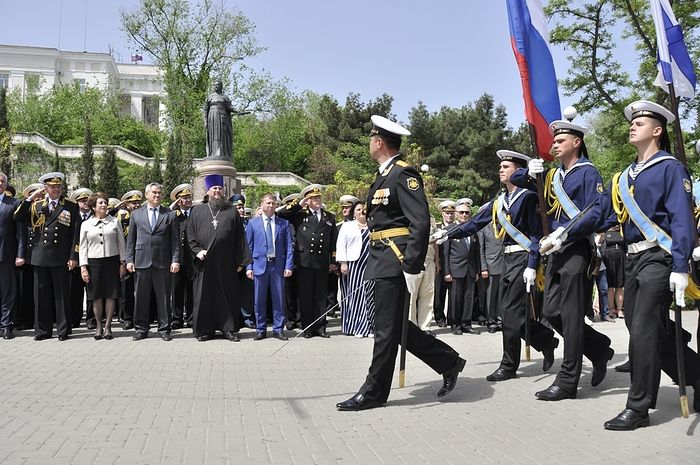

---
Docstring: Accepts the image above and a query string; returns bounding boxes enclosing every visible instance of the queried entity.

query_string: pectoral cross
[212,218,219,230]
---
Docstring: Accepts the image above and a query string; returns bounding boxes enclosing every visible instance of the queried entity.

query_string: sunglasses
[455,211,469,214]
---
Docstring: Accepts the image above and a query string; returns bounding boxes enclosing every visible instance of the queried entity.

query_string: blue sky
[0,1,619,129]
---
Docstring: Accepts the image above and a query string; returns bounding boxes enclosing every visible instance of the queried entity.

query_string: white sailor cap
[497,149,532,166]
[281,193,301,205]
[624,100,675,124]
[301,184,323,199]
[549,120,589,138]
[339,194,359,207]
[22,183,43,198]
[39,172,65,186]
[69,188,93,202]
[170,183,194,201]
[438,200,456,212]
[455,198,473,208]
[121,190,143,202]
[369,115,411,139]
[108,197,120,209]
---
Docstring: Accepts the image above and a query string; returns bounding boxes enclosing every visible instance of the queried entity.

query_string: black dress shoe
[171,321,183,330]
[437,357,467,397]
[436,319,447,328]
[86,322,97,330]
[542,337,559,372]
[3,329,15,340]
[317,329,330,338]
[122,321,134,330]
[694,388,700,413]
[336,392,384,411]
[244,321,256,329]
[451,328,463,335]
[58,334,69,341]
[303,332,313,339]
[197,334,213,342]
[614,360,631,373]
[160,332,173,342]
[285,321,298,331]
[604,408,650,431]
[535,384,576,401]
[223,331,240,342]
[486,368,517,382]
[273,332,288,341]
[487,325,497,334]
[133,332,148,341]
[592,347,614,387]
[34,334,51,341]
[254,332,266,341]
[462,327,478,335]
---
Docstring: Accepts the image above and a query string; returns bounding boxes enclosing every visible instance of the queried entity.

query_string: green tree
[97,147,120,197]
[0,87,11,176]
[78,119,95,188]
[121,0,265,156]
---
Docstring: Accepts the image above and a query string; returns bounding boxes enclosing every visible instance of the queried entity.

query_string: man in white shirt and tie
[245,194,294,340]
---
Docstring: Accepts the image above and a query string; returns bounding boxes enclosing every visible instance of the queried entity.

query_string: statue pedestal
[194,157,241,200]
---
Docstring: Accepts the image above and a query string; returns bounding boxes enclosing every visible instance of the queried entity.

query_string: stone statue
[203,80,235,159]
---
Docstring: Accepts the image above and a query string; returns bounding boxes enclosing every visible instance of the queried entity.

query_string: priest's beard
[208,197,232,210]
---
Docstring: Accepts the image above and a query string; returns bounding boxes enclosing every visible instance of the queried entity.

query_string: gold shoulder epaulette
[396,160,410,167]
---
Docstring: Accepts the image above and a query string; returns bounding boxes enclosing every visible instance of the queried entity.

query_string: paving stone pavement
[1,311,699,465]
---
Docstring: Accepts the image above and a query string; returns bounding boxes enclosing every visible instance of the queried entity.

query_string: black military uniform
[170,184,195,329]
[68,188,94,328]
[14,172,80,340]
[116,190,142,329]
[434,200,455,327]
[337,116,464,411]
[278,184,337,337]
[278,193,302,329]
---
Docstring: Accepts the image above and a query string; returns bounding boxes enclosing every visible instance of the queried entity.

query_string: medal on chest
[371,188,390,205]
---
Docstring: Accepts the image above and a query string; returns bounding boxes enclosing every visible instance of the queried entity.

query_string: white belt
[504,244,528,254]
[627,240,657,254]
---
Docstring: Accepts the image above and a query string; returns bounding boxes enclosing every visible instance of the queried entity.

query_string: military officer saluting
[336,116,465,411]
[116,189,143,330]
[603,101,700,430]
[278,184,338,338]
[14,172,80,341]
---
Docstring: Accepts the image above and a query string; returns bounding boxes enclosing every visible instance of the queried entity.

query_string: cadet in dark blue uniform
[514,120,614,401]
[14,172,80,341]
[603,101,700,430]
[434,150,558,381]
[336,116,465,411]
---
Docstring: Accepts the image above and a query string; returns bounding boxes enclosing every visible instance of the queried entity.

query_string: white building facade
[0,44,167,130]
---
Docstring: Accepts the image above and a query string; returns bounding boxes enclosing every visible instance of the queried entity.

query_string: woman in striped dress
[336,202,375,337]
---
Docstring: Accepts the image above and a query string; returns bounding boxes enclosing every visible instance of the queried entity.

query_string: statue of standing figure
[203,80,235,159]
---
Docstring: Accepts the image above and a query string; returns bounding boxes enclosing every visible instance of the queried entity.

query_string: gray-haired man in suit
[126,182,180,341]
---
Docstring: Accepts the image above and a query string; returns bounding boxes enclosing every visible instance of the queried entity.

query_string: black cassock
[187,203,251,336]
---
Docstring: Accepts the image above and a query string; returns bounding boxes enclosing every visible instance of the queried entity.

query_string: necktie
[265,217,275,258]
[150,208,157,230]
[49,201,57,213]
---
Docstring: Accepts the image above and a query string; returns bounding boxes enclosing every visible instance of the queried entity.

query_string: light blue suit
[245,215,294,333]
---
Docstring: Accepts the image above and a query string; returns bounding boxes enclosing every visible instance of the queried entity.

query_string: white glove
[528,158,545,178]
[692,246,700,262]
[431,229,449,245]
[403,271,420,295]
[523,267,536,293]
[669,272,688,307]
[540,226,567,255]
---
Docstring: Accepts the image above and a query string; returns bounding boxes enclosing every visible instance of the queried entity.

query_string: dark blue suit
[245,215,294,333]
[0,194,22,330]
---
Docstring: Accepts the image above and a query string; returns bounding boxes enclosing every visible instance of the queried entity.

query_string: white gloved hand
[540,226,568,255]
[692,246,700,262]
[403,271,420,295]
[528,158,545,178]
[669,272,688,307]
[522,267,536,293]
[431,229,449,245]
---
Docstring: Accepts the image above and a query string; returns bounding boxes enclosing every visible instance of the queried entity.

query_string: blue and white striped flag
[650,0,697,98]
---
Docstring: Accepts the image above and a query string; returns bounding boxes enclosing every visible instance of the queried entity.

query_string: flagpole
[528,123,550,236]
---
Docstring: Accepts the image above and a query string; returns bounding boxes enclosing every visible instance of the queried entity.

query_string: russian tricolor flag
[506,0,561,161]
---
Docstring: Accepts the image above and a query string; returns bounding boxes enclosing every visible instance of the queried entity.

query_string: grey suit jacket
[477,222,504,275]
[126,205,180,269]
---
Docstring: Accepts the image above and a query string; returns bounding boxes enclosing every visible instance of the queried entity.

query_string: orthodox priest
[187,174,251,341]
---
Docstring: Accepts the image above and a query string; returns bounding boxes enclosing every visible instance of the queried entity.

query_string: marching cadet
[433,150,559,380]
[336,116,465,411]
[14,172,80,341]
[603,101,700,430]
[279,193,301,330]
[434,200,456,328]
[68,188,94,329]
[515,118,614,401]
[170,184,195,329]
[116,190,142,330]
[278,184,338,338]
